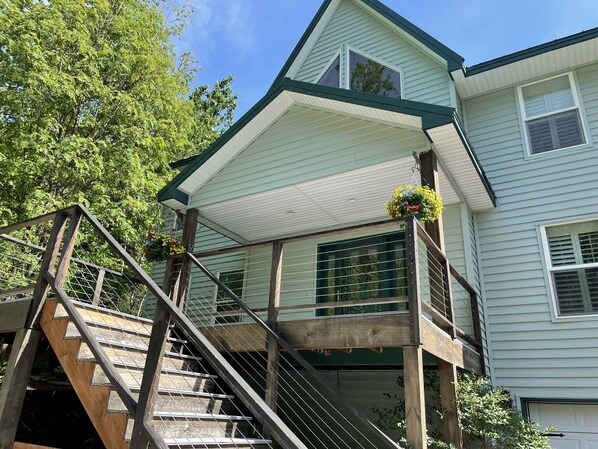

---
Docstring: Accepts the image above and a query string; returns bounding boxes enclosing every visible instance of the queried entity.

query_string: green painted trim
[272,0,464,88]
[170,156,195,169]
[451,115,497,206]
[520,397,598,419]
[359,0,464,71]
[466,27,598,76]
[158,78,456,204]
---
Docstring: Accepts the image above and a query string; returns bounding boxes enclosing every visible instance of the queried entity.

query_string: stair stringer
[41,299,130,449]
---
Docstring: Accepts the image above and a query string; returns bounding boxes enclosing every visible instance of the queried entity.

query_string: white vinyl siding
[518,73,587,155]
[465,62,598,399]
[543,221,598,317]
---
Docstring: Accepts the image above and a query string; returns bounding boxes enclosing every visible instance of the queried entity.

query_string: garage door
[528,402,598,449]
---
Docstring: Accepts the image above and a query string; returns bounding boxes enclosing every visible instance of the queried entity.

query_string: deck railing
[189,216,484,352]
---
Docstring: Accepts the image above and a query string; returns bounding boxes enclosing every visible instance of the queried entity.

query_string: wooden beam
[91,269,106,306]
[420,319,482,374]
[175,208,198,310]
[419,150,445,250]
[13,442,61,449]
[0,213,69,449]
[406,216,422,345]
[0,328,41,449]
[438,360,462,449]
[200,313,412,352]
[265,242,283,420]
[0,298,32,332]
[404,346,427,449]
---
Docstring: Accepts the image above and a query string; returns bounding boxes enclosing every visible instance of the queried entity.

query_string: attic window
[544,221,598,316]
[317,55,340,88]
[349,51,400,98]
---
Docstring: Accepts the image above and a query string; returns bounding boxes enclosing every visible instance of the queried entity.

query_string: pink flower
[412,205,420,212]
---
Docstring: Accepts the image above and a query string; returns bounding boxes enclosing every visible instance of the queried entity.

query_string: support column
[419,150,445,250]
[264,241,283,438]
[0,211,70,449]
[404,346,427,449]
[174,208,199,310]
[438,360,462,449]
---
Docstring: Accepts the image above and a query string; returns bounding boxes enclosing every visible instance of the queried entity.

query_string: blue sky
[171,0,598,117]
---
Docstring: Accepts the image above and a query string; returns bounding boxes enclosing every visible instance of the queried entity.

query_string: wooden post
[0,212,69,449]
[438,360,462,449]
[91,269,106,306]
[406,216,422,346]
[419,150,445,251]
[174,208,199,310]
[264,241,283,438]
[404,346,427,449]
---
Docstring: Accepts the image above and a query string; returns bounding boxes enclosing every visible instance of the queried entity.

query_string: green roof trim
[158,78,458,204]
[451,115,497,206]
[272,0,464,88]
[465,26,598,76]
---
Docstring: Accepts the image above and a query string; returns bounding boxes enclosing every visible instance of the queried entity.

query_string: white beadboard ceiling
[197,157,460,243]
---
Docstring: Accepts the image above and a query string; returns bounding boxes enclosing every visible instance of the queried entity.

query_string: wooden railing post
[175,209,198,310]
[406,216,421,346]
[0,211,70,449]
[91,269,106,306]
[264,241,283,438]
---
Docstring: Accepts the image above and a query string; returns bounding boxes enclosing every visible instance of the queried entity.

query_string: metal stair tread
[128,387,233,400]
[153,411,252,421]
[112,360,217,379]
[162,437,272,446]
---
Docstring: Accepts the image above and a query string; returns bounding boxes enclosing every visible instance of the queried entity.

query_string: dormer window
[349,50,401,98]
[317,55,340,88]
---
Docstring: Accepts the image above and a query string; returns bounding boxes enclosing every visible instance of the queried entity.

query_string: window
[544,221,598,316]
[317,55,340,88]
[215,270,244,323]
[519,74,586,155]
[349,50,400,98]
[316,233,406,316]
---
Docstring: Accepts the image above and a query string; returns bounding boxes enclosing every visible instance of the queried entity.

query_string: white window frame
[345,46,403,99]
[517,72,588,157]
[540,218,598,319]
[314,49,341,88]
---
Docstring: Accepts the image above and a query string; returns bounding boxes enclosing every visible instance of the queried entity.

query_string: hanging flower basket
[385,184,443,223]
[144,232,185,262]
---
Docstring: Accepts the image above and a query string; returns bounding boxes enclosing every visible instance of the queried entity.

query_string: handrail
[196,295,410,318]
[187,252,401,449]
[0,234,130,278]
[73,205,308,449]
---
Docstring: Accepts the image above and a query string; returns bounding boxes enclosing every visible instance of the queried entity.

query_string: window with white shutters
[518,74,586,155]
[545,221,598,316]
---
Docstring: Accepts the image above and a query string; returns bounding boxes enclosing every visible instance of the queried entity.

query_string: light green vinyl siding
[294,0,452,106]
[465,63,598,399]
[190,105,428,208]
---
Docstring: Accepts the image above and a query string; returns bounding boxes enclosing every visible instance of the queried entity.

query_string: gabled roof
[273,0,464,87]
[158,78,495,211]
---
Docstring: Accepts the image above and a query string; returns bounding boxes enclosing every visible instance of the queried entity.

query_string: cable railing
[0,205,307,449]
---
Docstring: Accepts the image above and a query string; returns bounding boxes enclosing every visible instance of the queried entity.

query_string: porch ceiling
[196,156,460,243]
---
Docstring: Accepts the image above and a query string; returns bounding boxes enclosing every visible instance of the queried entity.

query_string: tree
[0,0,236,257]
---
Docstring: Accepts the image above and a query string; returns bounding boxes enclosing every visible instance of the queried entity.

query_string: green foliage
[350,60,399,97]
[0,0,236,259]
[372,373,553,449]
[385,184,444,223]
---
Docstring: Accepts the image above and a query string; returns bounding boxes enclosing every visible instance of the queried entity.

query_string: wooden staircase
[40,298,272,449]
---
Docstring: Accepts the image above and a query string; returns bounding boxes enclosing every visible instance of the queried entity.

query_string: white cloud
[178,0,256,69]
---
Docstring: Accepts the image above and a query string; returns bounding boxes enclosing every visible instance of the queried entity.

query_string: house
[155,0,598,447]
[1,1,597,448]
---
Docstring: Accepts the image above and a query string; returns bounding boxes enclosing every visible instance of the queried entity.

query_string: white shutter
[522,75,575,117]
